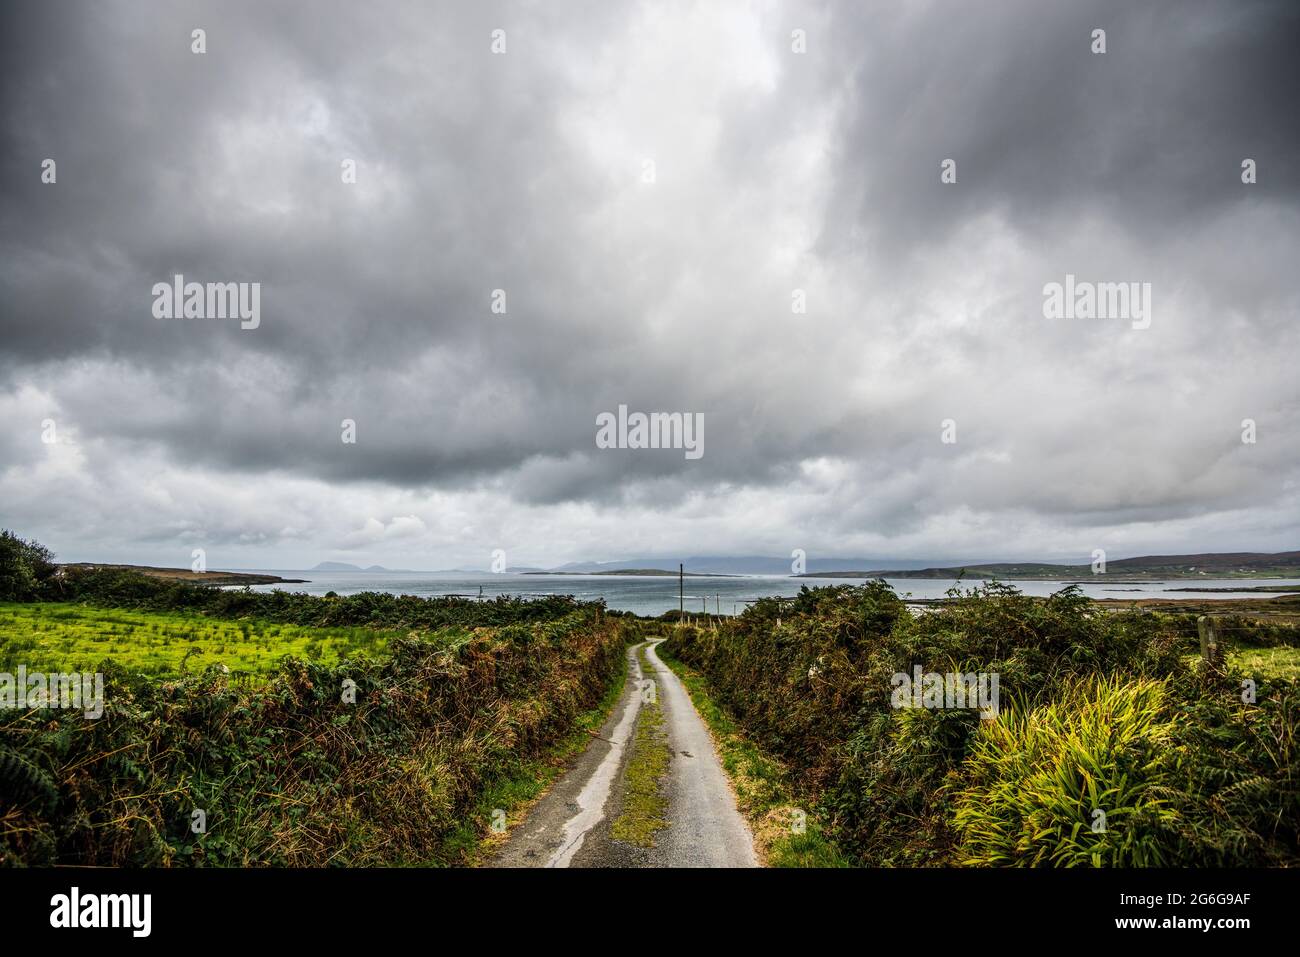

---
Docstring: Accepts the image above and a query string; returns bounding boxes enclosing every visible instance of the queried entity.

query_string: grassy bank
[454,644,630,864]
[662,582,1300,866]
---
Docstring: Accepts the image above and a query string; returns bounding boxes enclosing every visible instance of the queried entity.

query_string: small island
[59,563,308,586]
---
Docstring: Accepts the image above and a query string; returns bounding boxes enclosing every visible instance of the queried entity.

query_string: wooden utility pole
[679,563,684,615]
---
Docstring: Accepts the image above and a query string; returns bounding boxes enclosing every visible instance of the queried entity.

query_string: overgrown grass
[951,675,1179,866]
[1228,644,1300,682]
[609,644,670,847]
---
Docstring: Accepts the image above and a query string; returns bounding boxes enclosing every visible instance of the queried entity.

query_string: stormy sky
[1,0,1297,570]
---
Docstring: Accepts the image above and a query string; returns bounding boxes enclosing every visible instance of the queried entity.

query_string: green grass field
[0,602,404,676]
[1228,644,1300,682]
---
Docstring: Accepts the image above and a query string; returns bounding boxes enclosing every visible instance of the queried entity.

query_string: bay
[234,571,1300,618]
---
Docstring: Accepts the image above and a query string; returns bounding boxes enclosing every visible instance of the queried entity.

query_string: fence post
[1197,615,1220,664]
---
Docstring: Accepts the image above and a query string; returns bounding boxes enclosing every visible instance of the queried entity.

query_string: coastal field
[0,544,637,867]
[0,602,399,676]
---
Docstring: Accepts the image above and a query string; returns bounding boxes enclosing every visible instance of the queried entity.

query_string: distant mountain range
[543,556,939,575]
[309,561,544,574]
[798,551,1300,581]
[300,551,1300,580]
[304,556,933,575]
[524,568,732,577]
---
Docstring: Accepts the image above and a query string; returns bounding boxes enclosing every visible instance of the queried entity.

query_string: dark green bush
[0,530,58,602]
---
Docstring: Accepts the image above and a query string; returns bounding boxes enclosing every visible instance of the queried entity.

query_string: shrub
[0,530,57,602]
[950,675,1178,866]
[1159,675,1300,865]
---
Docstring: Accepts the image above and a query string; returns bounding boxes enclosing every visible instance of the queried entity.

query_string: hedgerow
[662,581,1300,866]
[43,566,586,630]
[1,606,626,866]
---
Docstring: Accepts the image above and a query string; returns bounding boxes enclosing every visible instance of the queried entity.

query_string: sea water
[235,571,1300,618]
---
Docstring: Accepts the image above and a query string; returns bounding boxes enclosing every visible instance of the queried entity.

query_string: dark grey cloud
[0,0,1296,567]
[817,0,1300,255]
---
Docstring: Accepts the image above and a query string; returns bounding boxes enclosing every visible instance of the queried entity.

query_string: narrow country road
[490,640,759,868]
